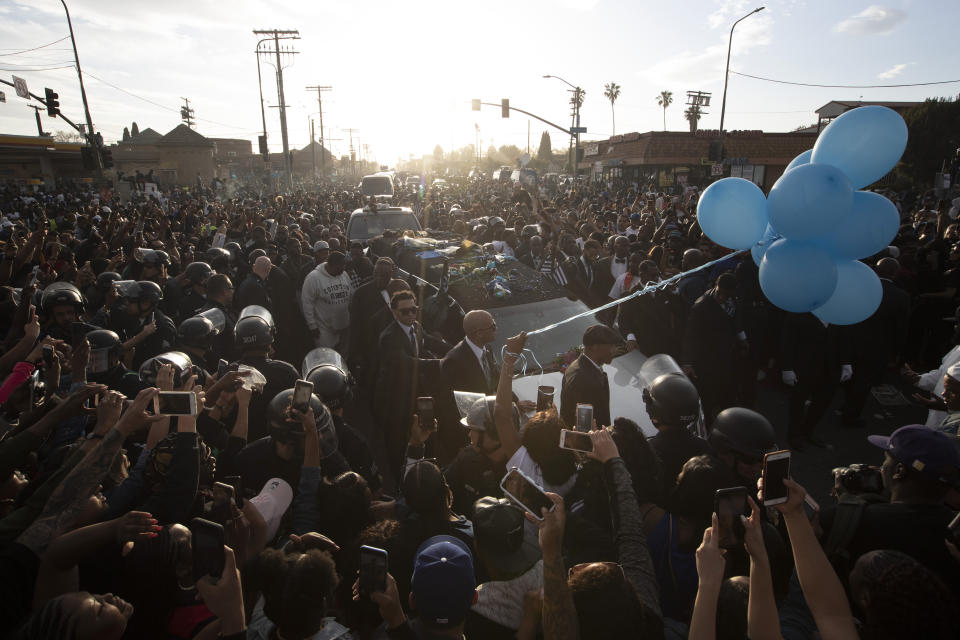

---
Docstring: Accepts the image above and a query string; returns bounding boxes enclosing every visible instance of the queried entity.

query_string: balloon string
[526,247,752,336]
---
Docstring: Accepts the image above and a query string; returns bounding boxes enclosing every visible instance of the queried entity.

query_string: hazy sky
[0,0,956,165]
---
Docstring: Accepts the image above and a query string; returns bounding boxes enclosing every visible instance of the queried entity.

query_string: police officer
[233,306,298,441]
[198,273,238,363]
[708,407,777,489]
[205,247,233,278]
[85,329,145,397]
[441,395,519,516]
[646,373,711,495]
[176,316,219,376]
[178,261,214,321]
[305,349,381,491]
[107,281,177,369]
[39,282,85,343]
[85,271,120,316]
[234,389,348,496]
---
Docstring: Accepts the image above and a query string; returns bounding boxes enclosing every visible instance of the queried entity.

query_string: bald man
[236,255,273,310]
[442,310,500,396]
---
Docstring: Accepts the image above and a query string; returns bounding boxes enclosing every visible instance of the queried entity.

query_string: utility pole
[60,0,99,171]
[310,118,316,178]
[180,97,195,128]
[344,128,359,179]
[305,85,331,181]
[254,29,299,187]
[29,106,49,137]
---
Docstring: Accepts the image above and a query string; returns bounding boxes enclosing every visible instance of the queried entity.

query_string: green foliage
[537,131,553,162]
[899,97,960,185]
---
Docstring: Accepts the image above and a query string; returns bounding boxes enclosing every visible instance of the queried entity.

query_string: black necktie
[409,325,418,356]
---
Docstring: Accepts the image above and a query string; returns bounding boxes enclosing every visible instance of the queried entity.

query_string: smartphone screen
[190,518,225,583]
[292,379,314,412]
[501,467,555,521]
[536,385,554,412]
[217,359,229,378]
[416,397,434,427]
[715,487,747,549]
[155,391,197,416]
[84,393,100,410]
[560,429,593,453]
[575,403,593,432]
[225,475,243,508]
[762,451,791,506]
[359,545,389,595]
[42,345,54,366]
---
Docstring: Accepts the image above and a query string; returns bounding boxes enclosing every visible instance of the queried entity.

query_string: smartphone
[225,474,243,508]
[42,345,54,366]
[559,429,593,453]
[153,391,199,416]
[947,512,960,544]
[190,518,225,583]
[416,396,435,428]
[803,493,820,521]
[217,359,230,378]
[292,379,314,412]
[29,265,39,286]
[84,393,100,410]
[762,450,791,506]
[714,487,748,549]
[536,385,554,412]
[575,403,593,432]
[501,467,555,521]
[358,545,389,596]
[70,321,86,346]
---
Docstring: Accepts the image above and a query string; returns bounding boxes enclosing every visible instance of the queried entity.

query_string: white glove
[840,364,853,383]
[782,370,797,386]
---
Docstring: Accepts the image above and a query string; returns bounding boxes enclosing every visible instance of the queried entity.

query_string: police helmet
[95,271,122,293]
[248,248,267,264]
[40,282,85,315]
[132,280,164,305]
[139,351,194,386]
[642,373,700,427]
[184,261,214,286]
[306,365,353,411]
[205,247,232,265]
[708,407,776,461]
[267,389,334,440]
[461,396,520,443]
[86,329,122,372]
[224,242,242,262]
[177,316,219,349]
[234,316,274,349]
[138,248,171,266]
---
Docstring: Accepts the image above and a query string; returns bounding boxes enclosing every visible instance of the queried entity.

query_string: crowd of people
[0,171,958,640]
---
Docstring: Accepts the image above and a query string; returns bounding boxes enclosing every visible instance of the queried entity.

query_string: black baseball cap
[472,497,541,576]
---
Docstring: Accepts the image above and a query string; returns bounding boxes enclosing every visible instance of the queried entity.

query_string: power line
[730,70,960,89]
[83,70,251,131]
[0,36,70,57]
[0,64,75,72]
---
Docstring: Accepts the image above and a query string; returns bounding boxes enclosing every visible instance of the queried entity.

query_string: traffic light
[81,146,97,170]
[501,99,509,118]
[258,135,268,156]
[471,99,480,111]
[44,87,59,117]
[708,140,725,162]
[101,148,114,169]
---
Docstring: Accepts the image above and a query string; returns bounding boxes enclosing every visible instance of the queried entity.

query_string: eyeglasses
[480,323,497,331]
[398,306,419,316]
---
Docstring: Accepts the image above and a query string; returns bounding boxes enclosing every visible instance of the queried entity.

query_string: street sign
[711,163,724,177]
[570,126,587,134]
[12,76,28,99]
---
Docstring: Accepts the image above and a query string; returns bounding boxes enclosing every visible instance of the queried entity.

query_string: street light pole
[544,74,582,176]
[60,0,98,169]
[718,6,764,148]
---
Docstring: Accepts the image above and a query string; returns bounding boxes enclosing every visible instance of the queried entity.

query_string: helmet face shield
[89,348,112,374]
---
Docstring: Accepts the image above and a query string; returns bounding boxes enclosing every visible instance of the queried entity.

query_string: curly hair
[521,407,575,487]
[249,548,339,640]
[568,564,663,639]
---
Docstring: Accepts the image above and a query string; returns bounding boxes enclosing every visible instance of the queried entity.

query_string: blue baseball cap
[868,425,960,484]
[411,535,476,627]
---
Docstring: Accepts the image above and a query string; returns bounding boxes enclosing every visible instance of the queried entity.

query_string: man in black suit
[781,312,853,449]
[374,290,448,484]
[591,235,630,305]
[680,272,752,422]
[560,324,623,428]
[619,259,683,358]
[235,255,273,310]
[568,239,604,307]
[840,258,911,427]
[348,258,406,386]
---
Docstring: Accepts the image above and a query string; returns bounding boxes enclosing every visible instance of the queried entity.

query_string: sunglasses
[568,561,624,580]
[398,306,419,316]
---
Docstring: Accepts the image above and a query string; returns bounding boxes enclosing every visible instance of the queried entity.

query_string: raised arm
[494,332,526,460]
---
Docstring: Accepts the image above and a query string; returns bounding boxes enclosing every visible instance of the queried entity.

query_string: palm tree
[604,82,621,135]
[684,105,703,133]
[570,87,586,110]
[656,90,673,131]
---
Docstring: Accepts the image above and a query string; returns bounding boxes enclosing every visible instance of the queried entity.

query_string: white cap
[313,240,329,252]
[948,362,960,382]
[247,477,293,540]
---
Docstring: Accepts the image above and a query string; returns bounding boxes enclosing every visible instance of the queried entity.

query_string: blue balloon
[751,224,778,267]
[812,260,882,325]
[759,239,838,312]
[819,191,901,260]
[812,106,908,189]
[784,149,813,173]
[695,177,769,250]
[767,163,853,240]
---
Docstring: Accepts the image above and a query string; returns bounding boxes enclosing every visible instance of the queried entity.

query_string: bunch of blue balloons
[696,106,907,325]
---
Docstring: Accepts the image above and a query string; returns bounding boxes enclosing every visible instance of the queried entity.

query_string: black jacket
[441,339,499,396]
[681,290,745,375]
[780,312,851,378]
[374,321,445,426]
[236,354,299,441]
[560,354,610,428]
[236,273,271,310]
